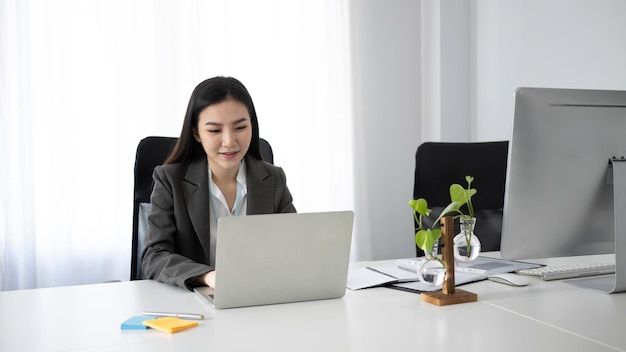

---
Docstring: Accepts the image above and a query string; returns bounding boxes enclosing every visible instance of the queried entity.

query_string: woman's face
[194,98,252,176]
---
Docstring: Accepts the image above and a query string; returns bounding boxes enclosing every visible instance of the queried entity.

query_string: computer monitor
[501,87,626,293]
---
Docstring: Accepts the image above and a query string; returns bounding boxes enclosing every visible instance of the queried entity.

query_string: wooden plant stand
[421,216,478,306]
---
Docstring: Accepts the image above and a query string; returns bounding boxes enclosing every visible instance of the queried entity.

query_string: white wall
[349,0,421,260]
[473,0,626,141]
[422,0,473,141]
[350,0,626,260]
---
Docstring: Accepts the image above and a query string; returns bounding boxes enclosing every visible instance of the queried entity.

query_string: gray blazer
[141,155,296,290]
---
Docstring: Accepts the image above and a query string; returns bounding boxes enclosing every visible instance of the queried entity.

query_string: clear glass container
[417,249,446,286]
[453,216,481,262]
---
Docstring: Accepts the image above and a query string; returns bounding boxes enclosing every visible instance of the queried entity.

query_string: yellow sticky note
[142,317,199,333]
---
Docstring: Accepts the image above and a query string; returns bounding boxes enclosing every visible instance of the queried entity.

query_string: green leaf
[409,198,431,216]
[433,201,461,224]
[415,228,442,252]
[449,184,476,206]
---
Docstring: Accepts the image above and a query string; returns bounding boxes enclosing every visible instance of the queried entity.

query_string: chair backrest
[413,141,509,256]
[131,137,177,280]
[259,138,273,164]
[131,136,274,280]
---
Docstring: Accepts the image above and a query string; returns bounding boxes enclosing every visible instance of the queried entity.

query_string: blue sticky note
[121,315,159,330]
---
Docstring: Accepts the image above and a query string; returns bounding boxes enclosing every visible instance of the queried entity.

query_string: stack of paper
[142,317,199,333]
[346,256,542,293]
[120,315,159,330]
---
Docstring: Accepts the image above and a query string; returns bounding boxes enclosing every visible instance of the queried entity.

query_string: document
[455,256,542,276]
[346,266,419,290]
[390,271,484,293]
[346,265,483,292]
[346,256,542,293]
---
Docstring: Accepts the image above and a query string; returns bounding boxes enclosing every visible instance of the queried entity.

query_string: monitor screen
[501,87,626,261]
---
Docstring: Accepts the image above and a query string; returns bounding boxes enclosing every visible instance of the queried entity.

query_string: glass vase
[453,216,481,262]
[416,249,446,287]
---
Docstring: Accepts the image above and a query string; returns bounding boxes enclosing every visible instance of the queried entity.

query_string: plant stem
[464,228,471,258]
[466,183,475,218]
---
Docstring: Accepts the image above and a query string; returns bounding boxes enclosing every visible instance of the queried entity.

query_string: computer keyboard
[516,263,615,281]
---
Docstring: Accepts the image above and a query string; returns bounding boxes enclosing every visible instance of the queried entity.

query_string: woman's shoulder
[246,155,284,174]
[154,157,204,179]
[154,161,185,174]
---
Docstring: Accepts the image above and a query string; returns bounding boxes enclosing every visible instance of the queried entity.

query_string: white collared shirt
[208,161,248,267]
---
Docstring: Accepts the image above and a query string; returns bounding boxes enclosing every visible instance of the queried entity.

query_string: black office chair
[412,141,509,256]
[131,136,274,280]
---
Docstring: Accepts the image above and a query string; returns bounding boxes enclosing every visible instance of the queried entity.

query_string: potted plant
[449,176,481,262]
[409,176,479,285]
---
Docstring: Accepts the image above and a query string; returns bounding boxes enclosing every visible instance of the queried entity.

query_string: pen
[142,311,204,320]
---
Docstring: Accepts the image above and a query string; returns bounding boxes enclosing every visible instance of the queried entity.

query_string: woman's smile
[220,150,240,159]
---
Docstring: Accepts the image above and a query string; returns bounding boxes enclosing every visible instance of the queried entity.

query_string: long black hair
[165,76,262,164]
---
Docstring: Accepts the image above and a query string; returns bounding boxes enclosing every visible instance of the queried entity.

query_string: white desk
[1,255,624,352]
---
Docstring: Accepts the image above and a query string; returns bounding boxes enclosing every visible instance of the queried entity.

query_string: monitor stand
[568,158,626,293]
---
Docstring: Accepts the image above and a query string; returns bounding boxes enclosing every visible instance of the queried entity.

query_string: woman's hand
[197,271,216,288]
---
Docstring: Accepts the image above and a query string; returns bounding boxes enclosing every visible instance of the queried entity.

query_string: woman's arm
[141,165,213,290]
[275,166,297,213]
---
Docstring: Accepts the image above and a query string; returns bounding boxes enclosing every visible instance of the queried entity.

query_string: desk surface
[1,254,624,352]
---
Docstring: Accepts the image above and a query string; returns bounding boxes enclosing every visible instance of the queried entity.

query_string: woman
[142,76,296,290]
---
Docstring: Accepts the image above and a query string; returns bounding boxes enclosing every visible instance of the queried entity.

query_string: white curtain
[0,0,357,290]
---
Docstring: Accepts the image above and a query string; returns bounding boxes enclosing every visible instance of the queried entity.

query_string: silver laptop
[194,211,354,309]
